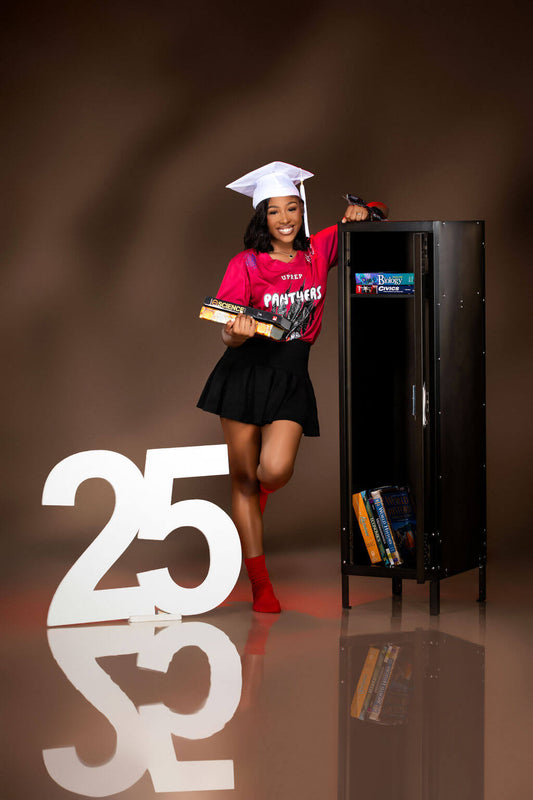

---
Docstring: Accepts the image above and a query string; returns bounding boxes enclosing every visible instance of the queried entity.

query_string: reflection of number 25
[42,446,242,626]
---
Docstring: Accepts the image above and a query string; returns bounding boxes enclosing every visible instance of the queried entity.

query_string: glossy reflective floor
[2,548,532,799]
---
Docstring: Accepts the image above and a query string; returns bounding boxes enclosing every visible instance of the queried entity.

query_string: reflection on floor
[2,548,532,799]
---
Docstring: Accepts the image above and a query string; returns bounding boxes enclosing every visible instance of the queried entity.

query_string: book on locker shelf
[352,486,417,567]
[361,490,390,564]
[354,273,415,295]
[370,489,402,565]
[379,485,417,565]
[355,272,415,286]
[352,493,381,564]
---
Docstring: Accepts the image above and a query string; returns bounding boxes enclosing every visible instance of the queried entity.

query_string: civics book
[374,284,414,295]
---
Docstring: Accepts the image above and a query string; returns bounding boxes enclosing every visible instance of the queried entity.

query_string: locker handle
[422,383,429,427]
[412,385,416,417]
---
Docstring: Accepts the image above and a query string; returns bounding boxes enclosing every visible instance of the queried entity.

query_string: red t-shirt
[217,225,338,344]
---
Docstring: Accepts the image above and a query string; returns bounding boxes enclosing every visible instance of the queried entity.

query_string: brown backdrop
[2,0,532,593]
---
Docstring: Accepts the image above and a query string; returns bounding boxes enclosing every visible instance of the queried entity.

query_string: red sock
[259,484,275,514]
[244,554,281,613]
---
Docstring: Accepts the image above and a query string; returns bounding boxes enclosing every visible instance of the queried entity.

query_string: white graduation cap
[226,161,314,235]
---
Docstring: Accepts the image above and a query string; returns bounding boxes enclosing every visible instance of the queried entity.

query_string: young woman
[198,162,388,613]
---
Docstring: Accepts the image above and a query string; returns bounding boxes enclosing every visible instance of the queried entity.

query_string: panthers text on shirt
[263,286,322,308]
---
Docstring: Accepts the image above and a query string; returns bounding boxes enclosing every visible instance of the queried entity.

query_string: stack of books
[352,486,416,567]
[351,644,413,725]
[199,296,291,340]
[354,272,414,295]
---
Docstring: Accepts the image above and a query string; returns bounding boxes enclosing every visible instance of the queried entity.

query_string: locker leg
[392,576,403,597]
[391,593,402,620]
[477,564,486,603]
[430,580,440,616]
[342,574,351,609]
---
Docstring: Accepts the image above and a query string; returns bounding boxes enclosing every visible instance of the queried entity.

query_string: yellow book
[351,646,381,718]
[199,305,282,340]
[352,492,382,563]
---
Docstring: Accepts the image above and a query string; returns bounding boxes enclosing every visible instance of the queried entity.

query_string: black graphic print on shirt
[263,281,321,340]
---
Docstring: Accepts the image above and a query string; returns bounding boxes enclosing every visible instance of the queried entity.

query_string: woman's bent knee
[258,461,294,492]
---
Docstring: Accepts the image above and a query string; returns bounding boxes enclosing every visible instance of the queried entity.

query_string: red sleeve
[216,252,252,305]
[312,225,339,270]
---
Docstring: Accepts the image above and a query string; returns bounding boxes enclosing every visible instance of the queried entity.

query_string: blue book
[370,490,402,565]
[380,486,417,564]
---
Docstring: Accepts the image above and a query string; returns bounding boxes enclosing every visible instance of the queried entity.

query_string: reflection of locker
[338,222,486,614]
[338,629,485,800]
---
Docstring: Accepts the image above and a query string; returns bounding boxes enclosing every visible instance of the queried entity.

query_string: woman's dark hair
[243,198,310,252]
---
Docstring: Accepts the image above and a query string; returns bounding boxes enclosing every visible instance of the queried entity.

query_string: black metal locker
[338,221,486,614]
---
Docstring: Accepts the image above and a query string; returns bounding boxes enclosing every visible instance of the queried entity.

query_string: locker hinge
[343,230,351,267]
[414,232,429,274]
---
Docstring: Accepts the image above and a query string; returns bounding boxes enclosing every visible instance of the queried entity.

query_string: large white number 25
[42,446,242,626]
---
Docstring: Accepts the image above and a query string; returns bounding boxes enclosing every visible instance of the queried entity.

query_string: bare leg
[220,417,262,558]
[258,419,303,492]
[221,417,303,612]
[221,417,304,555]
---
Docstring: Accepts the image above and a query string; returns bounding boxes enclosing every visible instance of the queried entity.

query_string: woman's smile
[277,224,296,236]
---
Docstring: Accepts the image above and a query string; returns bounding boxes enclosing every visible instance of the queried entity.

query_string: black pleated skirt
[197,337,320,436]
